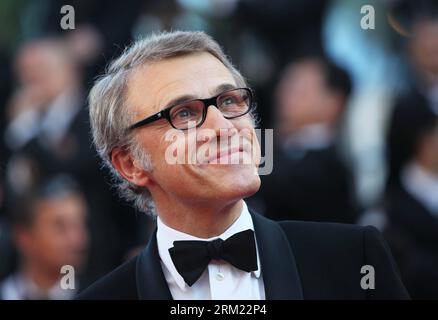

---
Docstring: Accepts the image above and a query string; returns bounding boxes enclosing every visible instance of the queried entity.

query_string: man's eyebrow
[162,83,238,109]
[162,94,196,109]
[211,83,237,96]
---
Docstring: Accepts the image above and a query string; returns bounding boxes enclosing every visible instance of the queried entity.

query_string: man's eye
[222,96,238,106]
[175,108,195,119]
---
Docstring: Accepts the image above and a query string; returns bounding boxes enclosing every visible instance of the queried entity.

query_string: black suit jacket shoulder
[76,213,409,300]
[278,220,408,299]
[78,256,138,300]
[384,184,438,298]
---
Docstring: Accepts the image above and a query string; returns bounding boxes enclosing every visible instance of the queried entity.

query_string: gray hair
[89,30,250,215]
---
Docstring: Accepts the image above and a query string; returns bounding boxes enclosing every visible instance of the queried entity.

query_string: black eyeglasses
[128,87,254,131]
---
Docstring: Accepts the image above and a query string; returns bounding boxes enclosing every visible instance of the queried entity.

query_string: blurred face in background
[275,59,344,137]
[13,40,78,113]
[15,193,89,274]
[409,19,438,87]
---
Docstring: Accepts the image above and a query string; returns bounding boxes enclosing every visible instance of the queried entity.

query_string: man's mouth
[208,146,243,164]
[196,143,251,165]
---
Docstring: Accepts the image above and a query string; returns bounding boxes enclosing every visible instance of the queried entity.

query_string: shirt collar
[283,123,334,152]
[2,272,76,300]
[402,161,438,216]
[156,200,261,291]
[40,88,82,145]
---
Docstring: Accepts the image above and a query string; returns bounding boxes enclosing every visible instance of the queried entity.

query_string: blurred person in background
[383,1,438,299]
[384,100,438,299]
[1,37,81,282]
[4,37,83,153]
[230,0,329,129]
[252,56,357,223]
[0,174,88,300]
[3,36,152,287]
[387,2,438,188]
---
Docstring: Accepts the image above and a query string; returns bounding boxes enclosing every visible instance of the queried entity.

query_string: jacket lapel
[136,229,173,300]
[251,210,304,299]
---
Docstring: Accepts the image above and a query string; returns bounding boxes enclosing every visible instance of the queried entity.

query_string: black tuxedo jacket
[384,184,438,299]
[76,211,409,300]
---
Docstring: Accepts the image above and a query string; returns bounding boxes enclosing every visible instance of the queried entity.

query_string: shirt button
[215,272,225,281]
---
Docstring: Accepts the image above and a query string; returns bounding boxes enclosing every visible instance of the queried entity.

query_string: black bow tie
[168,229,258,286]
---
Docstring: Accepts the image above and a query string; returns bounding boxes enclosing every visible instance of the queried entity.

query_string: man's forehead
[127,52,237,115]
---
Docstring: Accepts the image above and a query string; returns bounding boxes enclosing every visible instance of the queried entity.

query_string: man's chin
[220,171,261,200]
[186,162,261,198]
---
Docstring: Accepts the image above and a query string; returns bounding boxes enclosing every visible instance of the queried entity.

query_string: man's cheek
[162,131,187,165]
[253,142,261,167]
[247,129,261,166]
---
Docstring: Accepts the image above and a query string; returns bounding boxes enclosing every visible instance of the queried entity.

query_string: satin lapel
[250,210,304,299]
[136,229,173,300]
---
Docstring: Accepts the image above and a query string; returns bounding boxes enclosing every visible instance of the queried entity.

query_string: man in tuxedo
[253,56,356,223]
[384,93,438,299]
[77,31,408,299]
[3,37,151,286]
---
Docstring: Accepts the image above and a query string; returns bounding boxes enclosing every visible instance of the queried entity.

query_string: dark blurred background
[0,0,437,299]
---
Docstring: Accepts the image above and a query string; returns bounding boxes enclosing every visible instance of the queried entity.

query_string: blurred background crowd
[0,0,437,299]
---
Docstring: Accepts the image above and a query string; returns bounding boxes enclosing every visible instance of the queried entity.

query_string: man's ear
[111,147,151,188]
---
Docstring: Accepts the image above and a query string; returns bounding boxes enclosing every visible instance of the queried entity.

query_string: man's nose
[203,104,236,134]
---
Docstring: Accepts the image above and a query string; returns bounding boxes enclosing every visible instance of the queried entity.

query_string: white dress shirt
[156,201,265,300]
[402,161,438,217]
[0,272,76,300]
[4,88,81,151]
[283,124,334,151]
